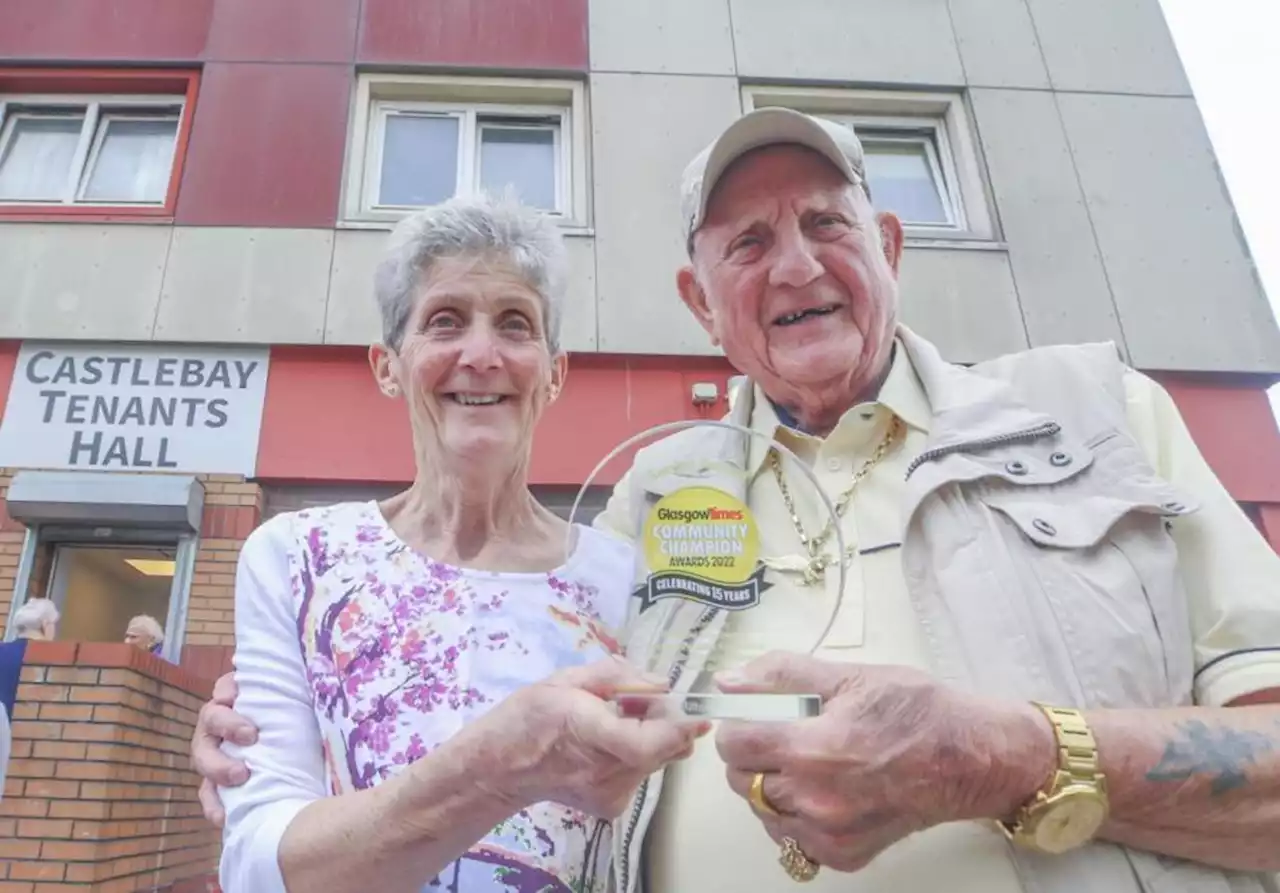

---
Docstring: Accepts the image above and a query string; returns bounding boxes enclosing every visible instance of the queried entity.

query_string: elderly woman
[11,599,59,641]
[124,615,165,654]
[217,195,705,893]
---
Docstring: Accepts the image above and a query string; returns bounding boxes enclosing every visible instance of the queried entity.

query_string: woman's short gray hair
[12,599,59,635]
[374,194,570,353]
[128,614,165,645]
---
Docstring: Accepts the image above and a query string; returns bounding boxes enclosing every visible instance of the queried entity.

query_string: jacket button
[1050,452,1072,467]
[1006,460,1029,476]
[1033,518,1057,536]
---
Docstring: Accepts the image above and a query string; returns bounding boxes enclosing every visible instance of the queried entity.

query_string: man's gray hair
[128,614,165,645]
[12,599,59,635]
[374,194,570,353]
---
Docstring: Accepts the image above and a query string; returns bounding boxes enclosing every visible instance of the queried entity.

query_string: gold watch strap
[1000,703,1105,840]
[1036,703,1103,786]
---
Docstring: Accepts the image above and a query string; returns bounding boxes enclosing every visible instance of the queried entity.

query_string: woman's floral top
[290,501,635,893]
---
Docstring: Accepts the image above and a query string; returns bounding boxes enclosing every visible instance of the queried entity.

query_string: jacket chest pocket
[974,439,1196,709]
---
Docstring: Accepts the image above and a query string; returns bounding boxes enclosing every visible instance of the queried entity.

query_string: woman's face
[379,254,564,469]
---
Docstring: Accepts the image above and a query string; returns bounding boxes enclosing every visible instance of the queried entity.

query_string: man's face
[679,145,904,418]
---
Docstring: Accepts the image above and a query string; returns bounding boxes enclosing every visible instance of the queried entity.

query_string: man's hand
[192,672,259,828]
[714,652,1054,872]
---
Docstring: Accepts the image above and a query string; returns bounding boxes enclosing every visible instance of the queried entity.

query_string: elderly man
[192,109,1280,892]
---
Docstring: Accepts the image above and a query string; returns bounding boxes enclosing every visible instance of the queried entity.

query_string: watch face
[1033,793,1108,854]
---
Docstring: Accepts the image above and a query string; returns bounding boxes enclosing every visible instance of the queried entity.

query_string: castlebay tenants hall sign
[0,343,271,475]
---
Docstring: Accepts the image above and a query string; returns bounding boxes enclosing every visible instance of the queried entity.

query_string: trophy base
[614,692,822,722]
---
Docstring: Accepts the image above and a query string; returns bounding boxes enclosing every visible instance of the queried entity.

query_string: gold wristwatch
[998,703,1110,855]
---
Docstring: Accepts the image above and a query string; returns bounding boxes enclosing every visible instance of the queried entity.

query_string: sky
[1156,0,1280,419]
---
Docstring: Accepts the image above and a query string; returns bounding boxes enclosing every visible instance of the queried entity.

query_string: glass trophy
[567,420,846,722]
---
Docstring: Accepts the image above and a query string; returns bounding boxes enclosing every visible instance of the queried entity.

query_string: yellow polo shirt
[630,344,1280,892]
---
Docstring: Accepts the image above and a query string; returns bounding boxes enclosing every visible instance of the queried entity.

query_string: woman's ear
[548,353,569,403]
[369,343,402,398]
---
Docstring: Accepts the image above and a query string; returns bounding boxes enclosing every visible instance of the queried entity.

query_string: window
[0,69,199,219]
[742,86,995,242]
[345,74,589,227]
[48,545,176,647]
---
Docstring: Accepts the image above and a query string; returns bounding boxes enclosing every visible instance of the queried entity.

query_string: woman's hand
[463,657,711,819]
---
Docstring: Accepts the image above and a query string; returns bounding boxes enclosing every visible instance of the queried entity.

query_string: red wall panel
[255,349,1280,508]
[175,63,352,227]
[204,0,359,63]
[358,0,589,70]
[0,0,213,60]
[0,342,20,421]
[255,348,733,486]
[1157,376,1280,503]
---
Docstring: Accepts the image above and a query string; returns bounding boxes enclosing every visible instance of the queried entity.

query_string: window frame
[2,525,197,663]
[740,85,997,244]
[0,68,200,222]
[343,73,590,230]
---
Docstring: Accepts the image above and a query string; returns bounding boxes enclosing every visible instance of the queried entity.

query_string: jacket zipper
[618,606,720,893]
[905,421,1061,478]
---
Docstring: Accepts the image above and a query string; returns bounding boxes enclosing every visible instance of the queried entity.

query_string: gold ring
[749,772,780,817]
[779,836,820,882]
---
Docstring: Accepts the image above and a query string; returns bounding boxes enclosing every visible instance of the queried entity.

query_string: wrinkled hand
[715,652,1053,873]
[191,672,259,828]
[465,657,711,820]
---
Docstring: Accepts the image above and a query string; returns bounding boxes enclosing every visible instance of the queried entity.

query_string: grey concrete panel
[730,0,965,85]
[1057,93,1280,373]
[560,236,600,352]
[898,247,1029,363]
[0,224,169,341]
[947,0,1049,88]
[589,0,736,75]
[591,72,742,355]
[156,228,332,344]
[324,229,599,351]
[1026,0,1191,96]
[325,229,385,345]
[969,88,1124,351]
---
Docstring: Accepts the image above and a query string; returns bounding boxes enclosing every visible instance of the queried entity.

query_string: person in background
[11,599,59,641]
[124,614,165,655]
[210,194,706,893]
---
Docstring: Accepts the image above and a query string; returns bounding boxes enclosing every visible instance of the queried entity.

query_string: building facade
[1,0,1279,702]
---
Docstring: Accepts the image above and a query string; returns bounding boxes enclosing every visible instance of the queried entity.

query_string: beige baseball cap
[679,107,868,246]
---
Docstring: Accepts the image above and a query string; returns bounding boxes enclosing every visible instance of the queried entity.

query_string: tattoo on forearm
[1144,720,1276,796]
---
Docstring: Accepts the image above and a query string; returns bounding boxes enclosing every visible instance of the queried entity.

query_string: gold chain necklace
[768,416,902,586]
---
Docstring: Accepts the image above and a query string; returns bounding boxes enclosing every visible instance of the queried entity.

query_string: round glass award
[567,420,846,722]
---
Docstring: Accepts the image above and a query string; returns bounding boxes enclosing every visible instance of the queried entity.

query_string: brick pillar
[178,476,263,681]
[2,641,217,892]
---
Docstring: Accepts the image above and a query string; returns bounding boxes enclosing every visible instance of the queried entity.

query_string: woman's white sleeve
[218,517,327,893]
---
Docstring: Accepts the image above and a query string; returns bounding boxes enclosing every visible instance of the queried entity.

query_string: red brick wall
[1,641,217,893]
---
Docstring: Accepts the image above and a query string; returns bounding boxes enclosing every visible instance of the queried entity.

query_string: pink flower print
[404,733,428,763]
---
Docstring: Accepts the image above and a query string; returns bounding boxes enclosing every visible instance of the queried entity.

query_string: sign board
[0,343,271,476]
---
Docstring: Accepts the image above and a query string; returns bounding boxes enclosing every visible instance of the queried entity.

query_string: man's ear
[677,265,719,345]
[877,212,905,279]
[368,343,402,398]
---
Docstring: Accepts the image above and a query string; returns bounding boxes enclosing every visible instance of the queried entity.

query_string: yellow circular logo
[642,487,759,585]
